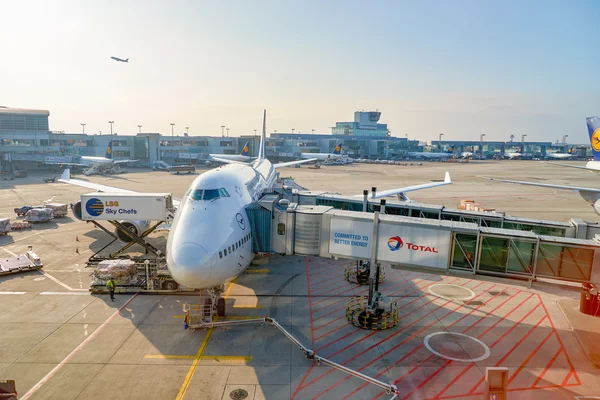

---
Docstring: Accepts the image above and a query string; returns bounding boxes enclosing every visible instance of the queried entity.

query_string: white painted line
[0,291,26,295]
[423,332,491,362]
[39,270,88,292]
[21,293,139,400]
[40,292,90,296]
[0,248,18,257]
[428,284,476,302]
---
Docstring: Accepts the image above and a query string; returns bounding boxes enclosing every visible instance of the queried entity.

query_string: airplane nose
[168,242,212,289]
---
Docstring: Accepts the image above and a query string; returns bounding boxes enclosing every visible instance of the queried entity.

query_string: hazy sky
[1,0,599,143]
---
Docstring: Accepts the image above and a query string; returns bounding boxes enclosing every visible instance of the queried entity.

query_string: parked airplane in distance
[544,151,573,160]
[461,152,473,159]
[58,110,453,316]
[44,141,137,169]
[485,116,600,215]
[209,142,253,163]
[300,141,344,162]
[406,151,452,160]
[111,56,129,63]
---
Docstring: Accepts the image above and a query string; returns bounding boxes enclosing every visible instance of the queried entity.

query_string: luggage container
[45,203,68,218]
[25,208,53,223]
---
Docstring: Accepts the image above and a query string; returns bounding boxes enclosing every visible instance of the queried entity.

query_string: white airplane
[111,56,129,63]
[504,152,522,159]
[545,152,573,160]
[461,152,473,159]
[209,142,253,163]
[485,116,600,215]
[44,141,137,169]
[542,117,600,172]
[406,152,453,160]
[58,110,453,316]
[300,141,344,162]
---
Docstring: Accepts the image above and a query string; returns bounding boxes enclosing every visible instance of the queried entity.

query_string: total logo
[387,236,438,253]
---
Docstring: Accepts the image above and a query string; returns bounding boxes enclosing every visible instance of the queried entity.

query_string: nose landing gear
[200,285,226,319]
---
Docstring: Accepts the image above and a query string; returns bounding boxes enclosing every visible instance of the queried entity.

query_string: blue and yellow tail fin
[587,117,600,161]
[332,142,343,155]
[105,141,113,159]
[240,142,250,157]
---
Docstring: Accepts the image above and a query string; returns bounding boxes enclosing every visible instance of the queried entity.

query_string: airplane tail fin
[332,141,343,155]
[257,110,267,161]
[587,116,600,161]
[240,142,250,157]
[125,58,129,62]
[105,141,113,159]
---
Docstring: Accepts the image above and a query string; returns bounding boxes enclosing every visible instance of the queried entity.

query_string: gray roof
[0,107,50,116]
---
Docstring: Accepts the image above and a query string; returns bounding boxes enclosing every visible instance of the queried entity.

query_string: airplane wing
[274,158,318,168]
[58,169,181,209]
[113,159,139,165]
[43,162,88,167]
[484,177,600,193]
[211,157,250,165]
[542,161,597,171]
[366,172,452,199]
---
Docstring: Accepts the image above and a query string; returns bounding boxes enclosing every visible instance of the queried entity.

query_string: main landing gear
[202,285,226,318]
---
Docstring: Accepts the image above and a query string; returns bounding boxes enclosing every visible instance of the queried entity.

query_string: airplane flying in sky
[209,142,253,163]
[485,116,600,215]
[111,56,129,63]
[44,141,137,169]
[299,141,344,162]
[58,110,453,316]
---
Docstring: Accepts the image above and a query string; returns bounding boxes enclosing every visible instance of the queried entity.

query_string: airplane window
[203,189,220,201]
[224,249,227,256]
[228,246,231,253]
[219,188,230,197]
[219,251,222,258]
[190,189,204,200]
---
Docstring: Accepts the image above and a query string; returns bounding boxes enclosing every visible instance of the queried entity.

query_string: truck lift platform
[85,219,195,294]
[0,247,42,276]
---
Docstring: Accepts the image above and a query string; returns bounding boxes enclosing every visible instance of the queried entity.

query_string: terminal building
[0,106,591,172]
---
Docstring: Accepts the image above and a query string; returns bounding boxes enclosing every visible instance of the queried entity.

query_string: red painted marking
[371,286,527,399]
[290,257,317,400]
[303,297,455,394]
[506,331,553,386]
[533,347,562,388]
[464,291,531,334]
[538,295,580,386]
[434,297,542,399]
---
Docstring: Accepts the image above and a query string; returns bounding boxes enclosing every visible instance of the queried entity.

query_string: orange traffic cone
[75,247,79,254]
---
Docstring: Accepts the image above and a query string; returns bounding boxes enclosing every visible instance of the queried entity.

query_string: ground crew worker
[106,278,116,301]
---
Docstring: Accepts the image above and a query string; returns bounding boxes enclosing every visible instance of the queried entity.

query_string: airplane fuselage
[545,153,572,159]
[166,159,277,289]
[209,154,252,162]
[80,156,114,166]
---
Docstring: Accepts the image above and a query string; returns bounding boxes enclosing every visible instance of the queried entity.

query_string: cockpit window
[190,188,230,201]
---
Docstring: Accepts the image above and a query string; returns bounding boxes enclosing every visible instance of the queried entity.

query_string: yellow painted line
[244,269,270,273]
[175,279,240,399]
[232,305,264,309]
[173,315,185,319]
[175,327,213,400]
[145,355,252,362]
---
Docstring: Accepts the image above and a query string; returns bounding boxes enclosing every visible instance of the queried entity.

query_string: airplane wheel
[217,298,226,317]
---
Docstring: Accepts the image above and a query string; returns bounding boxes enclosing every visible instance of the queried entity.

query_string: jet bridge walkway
[247,192,600,287]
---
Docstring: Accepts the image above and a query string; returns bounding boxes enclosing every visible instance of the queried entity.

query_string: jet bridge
[247,194,600,287]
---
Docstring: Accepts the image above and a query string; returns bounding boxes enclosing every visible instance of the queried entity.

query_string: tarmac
[1,160,599,399]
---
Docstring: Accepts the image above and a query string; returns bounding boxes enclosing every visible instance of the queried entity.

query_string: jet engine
[593,199,600,216]
[71,200,150,242]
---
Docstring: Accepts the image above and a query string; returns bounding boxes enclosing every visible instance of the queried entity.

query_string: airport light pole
[292,128,295,133]
[138,125,142,134]
[226,128,229,137]
[438,133,444,151]
[221,125,225,138]
[312,129,315,134]
[170,123,175,144]
[80,123,86,134]
[480,133,485,155]
[563,135,568,146]
[185,126,189,136]
[108,121,114,136]
[521,134,527,143]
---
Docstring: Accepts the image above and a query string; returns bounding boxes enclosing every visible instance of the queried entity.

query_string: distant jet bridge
[247,192,600,287]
